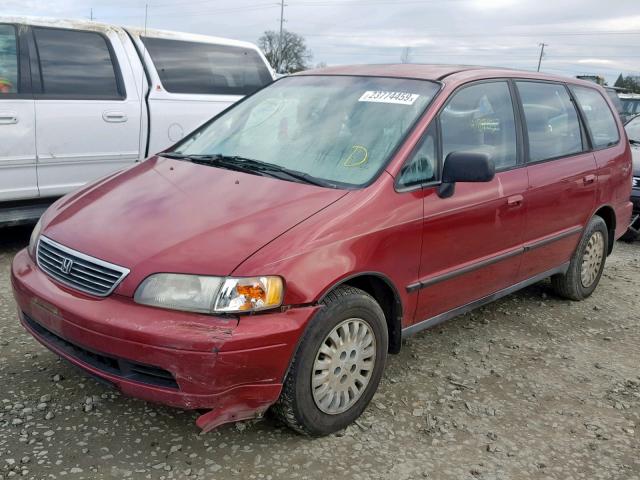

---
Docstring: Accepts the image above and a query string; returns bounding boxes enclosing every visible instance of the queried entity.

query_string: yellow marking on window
[344,145,369,167]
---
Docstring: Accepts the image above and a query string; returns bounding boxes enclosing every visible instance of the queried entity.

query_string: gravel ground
[0,225,638,480]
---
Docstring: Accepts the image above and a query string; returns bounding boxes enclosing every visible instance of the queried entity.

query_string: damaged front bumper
[11,248,318,432]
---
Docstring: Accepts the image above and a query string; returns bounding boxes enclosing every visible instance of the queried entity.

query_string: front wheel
[551,215,608,300]
[272,285,388,436]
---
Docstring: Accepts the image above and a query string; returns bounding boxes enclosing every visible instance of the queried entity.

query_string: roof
[0,15,122,34]
[0,15,260,50]
[299,63,599,87]
[300,64,478,80]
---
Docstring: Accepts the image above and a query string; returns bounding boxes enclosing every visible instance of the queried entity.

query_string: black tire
[551,215,608,300]
[620,228,638,243]
[272,285,388,436]
[620,226,640,243]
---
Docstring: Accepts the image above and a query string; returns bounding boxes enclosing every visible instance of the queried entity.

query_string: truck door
[0,24,38,202]
[135,35,274,155]
[31,26,142,198]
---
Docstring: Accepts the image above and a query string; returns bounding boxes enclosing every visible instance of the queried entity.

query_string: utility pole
[537,42,548,72]
[401,47,412,64]
[90,8,93,20]
[278,0,285,74]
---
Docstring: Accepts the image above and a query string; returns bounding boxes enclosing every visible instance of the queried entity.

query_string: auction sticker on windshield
[358,91,420,105]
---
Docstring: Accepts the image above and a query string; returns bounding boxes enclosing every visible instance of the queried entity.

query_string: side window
[0,24,18,94]
[621,99,638,116]
[397,125,437,188]
[571,86,620,148]
[626,116,640,143]
[33,27,122,98]
[516,81,583,162]
[440,81,517,171]
[140,37,273,95]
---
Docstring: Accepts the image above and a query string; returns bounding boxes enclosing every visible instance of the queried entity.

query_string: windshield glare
[626,116,640,142]
[174,75,440,187]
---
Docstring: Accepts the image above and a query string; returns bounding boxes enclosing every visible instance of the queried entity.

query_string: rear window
[0,24,18,94]
[141,37,272,96]
[571,86,620,148]
[33,27,122,98]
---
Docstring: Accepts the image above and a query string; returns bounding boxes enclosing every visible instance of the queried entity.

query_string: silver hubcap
[311,318,376,415]
[581,231,605,288]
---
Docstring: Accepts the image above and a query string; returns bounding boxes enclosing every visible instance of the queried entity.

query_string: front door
[0,24,38,201]
[410,80,528,323]
[31,26,142,198]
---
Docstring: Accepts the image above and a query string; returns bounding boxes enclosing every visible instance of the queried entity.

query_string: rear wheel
[272,285,388,436]
[551,215,608,300]
[620,214,639,243]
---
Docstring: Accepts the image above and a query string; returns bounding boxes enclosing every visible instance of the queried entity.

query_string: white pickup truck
[0,16,275,225]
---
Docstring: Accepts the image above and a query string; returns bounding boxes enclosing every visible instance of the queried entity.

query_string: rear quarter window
[571,86,620,149]
[141,37,273,96]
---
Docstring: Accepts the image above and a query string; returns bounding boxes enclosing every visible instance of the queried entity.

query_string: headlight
[134,274,283,314]
[28,218,42,259]
[214,277,284,313]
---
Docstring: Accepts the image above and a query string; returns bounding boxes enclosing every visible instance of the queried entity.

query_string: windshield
[173,75,440,187]
[626,116,640,143]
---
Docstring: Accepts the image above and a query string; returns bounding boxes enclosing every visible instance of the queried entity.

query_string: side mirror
[438,151,495,198]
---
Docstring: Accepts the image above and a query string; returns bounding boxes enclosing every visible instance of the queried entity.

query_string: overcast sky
[4,0,640,83]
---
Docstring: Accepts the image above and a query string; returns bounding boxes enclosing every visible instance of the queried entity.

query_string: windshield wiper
[237,158,335,188]
[169,153,336,188]
[157,152,189,159]
[158,153,270,177]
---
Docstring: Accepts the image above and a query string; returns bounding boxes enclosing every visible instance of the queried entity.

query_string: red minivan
[12,65,633,435]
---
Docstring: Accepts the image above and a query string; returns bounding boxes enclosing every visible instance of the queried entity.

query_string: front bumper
[11,248,318,431]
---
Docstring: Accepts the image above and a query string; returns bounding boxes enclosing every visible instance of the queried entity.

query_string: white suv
[0,16,274,225]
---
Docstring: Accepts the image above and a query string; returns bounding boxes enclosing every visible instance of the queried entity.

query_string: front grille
[23,313,179,390]
[37,236,129,297]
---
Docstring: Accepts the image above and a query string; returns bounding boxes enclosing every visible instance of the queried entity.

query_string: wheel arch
[593,205,616,255]
[318,272,404,354]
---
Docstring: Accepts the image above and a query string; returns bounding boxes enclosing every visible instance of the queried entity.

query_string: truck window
[0,24,18,94]
[571,86,620,148]
[141,37,272,96]
[33,27,123,98]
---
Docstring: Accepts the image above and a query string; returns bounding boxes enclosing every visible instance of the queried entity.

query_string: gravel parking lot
[0,226,638,480]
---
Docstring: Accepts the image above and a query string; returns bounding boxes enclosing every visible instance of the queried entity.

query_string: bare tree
[259,30,312,74]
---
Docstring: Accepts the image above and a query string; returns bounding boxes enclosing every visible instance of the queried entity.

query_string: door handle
[102,111,128,123]
[0,112,18,125]
[507,194,524,207]
[582,174,596,185]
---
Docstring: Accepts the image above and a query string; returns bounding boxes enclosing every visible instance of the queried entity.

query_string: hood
[42,157,347,294]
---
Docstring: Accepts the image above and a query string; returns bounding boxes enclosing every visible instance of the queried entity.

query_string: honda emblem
[61,257,74,274]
